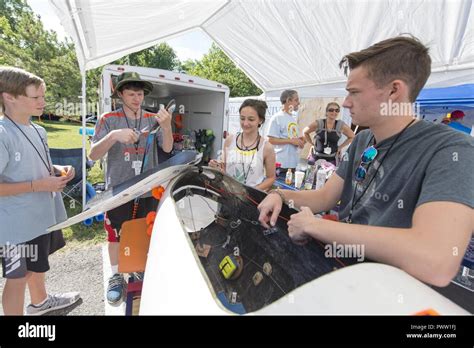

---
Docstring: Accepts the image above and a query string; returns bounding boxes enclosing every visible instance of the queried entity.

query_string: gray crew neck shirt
[0,117,67,245]
[92,109,164,189]
[335,120,474,227]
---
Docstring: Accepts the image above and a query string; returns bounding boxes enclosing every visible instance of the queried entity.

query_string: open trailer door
[100,65,230,161]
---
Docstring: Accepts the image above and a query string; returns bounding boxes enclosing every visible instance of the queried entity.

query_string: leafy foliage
[1,0,262,115]
[1,0,81,112]
[187,43,262,97]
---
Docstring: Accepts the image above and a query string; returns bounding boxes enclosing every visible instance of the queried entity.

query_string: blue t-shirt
[267,110,299,168]
[0,117,67,245]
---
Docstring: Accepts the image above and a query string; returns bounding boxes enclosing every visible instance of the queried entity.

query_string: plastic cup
[95,213,105,222]
[295,171,305,189]
[83,217,94,226]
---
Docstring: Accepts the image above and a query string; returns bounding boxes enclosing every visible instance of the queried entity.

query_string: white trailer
[100,65,230,160]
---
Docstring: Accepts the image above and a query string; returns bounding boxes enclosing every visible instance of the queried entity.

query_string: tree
[114,43,179,71]
[189,43,262,97]
[1,0,262,113]
[177,59,198,74]
[1,0,82,114]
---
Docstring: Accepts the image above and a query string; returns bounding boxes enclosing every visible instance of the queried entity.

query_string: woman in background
[303,102,355,165]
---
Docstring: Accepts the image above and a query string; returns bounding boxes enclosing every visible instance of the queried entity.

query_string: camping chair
[49,148,95,208]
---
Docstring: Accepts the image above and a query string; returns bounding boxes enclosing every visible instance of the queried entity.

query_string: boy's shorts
[1,230,65,279]
[104,197,159,242]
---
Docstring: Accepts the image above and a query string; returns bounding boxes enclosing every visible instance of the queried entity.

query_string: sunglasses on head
[355,145,378,182]
[327,108,340,113]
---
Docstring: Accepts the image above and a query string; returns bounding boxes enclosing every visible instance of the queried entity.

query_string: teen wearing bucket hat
[89,71,173,305]
[112,72,154,97]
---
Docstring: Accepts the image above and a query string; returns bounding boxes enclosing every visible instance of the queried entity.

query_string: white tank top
[225,133,266,187]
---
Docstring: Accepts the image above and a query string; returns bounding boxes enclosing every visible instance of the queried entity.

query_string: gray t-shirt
[92,109,164,188]
[0,117,67,245]
[335,120,474,227]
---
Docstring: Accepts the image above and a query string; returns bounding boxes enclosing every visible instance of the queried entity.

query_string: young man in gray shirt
[258,36,473,287]
[89,72,173,304]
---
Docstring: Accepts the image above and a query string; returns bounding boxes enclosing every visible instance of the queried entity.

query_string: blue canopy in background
[417,84,474,107]
[416,84,474,133]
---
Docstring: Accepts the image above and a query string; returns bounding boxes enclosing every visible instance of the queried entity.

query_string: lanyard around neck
[238,133,260,184]
[324,119,337,146]
[122,107,142,132]
[121,107,143,159]
[346,118,416,223]
[4,114,53,175]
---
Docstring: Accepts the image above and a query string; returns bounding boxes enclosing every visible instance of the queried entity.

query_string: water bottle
[285,169,293,185]
[304,165,316,190]
[83,217,94,226]
[315,167,326,190]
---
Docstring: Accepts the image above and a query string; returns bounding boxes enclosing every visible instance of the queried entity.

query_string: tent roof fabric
[50,0,474,97]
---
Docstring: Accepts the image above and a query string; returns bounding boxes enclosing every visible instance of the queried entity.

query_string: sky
[26,0,213,62]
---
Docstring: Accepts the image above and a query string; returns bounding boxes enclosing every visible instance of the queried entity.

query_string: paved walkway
[0,243,104,315]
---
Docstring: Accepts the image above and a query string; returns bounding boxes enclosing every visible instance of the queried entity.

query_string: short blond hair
[0,66,44,108]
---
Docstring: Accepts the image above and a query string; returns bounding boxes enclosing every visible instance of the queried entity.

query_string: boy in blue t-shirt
[0,67,80,315]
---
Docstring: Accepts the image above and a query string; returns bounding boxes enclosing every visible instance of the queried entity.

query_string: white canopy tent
[48,0,474,205]
[51,0,473,95]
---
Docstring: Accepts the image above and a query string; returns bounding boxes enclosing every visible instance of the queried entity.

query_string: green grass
[36,119,94,149]
[87,160,105,185]
[35,120,106,245]
[61,203,107,246]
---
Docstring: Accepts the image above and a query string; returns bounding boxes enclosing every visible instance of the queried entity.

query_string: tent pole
[81,73,87,209]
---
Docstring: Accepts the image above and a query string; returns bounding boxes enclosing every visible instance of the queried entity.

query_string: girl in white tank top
[225,133,267,186]
[210,99,276,191]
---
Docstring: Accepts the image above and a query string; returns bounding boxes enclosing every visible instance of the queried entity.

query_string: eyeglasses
[355,145,378,182]
[327,108,340,113]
